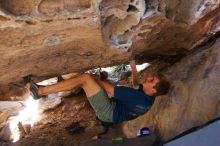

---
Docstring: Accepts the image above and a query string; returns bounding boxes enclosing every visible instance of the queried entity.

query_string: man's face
[143,76,160,96]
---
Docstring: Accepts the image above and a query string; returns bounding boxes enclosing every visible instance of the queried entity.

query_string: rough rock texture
[0,101,25,131]
[0,0,220,99]
[0,39,219,145]
[122,38,220,141]
[0,94,124,146]
[0,0,220,144]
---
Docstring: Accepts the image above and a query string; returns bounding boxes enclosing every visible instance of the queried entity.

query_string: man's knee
[81,74,95,85]
[80,74,101,96]
[81,73,93,80]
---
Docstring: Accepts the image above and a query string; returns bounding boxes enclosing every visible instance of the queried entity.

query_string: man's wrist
[130,61,136,68]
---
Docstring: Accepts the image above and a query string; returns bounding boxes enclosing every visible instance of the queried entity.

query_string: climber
[25,60,170,124]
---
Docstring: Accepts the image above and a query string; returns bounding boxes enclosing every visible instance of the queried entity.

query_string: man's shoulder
[115,85,140,93]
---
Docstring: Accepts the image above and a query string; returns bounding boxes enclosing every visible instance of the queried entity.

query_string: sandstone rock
[0,123,11,141]
[0,101,25,128]
[74,102,86,111]
[61,105,67,112]
[17,122,26,139]
[0,0,219,99]
[22,124,31,134]
[0,112,9,130]
[38,0,91,16]
[38,93,62,112]
[0,1,219,144]
[122,38,220,141]
[0,0,35,16]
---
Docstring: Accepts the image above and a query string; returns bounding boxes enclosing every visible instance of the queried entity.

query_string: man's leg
[37,73,115,122]
[38,74,101,97]
[91,75,115,97]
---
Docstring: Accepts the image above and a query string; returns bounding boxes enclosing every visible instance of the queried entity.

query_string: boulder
[122,38,220,141]
[0,0,219,99]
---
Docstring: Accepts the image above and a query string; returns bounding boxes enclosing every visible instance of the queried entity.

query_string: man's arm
[130,60,140,88]
[96,79,115,98]
[91,75,115,98]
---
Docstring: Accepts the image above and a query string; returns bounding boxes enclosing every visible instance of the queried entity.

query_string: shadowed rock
[0,0,219,101]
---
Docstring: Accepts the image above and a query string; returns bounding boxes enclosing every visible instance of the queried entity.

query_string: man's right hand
[129,60,140,88]
[130,60,136,69]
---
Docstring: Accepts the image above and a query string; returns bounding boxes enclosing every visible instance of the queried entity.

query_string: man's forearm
[92,76,114,97]
[130,60,140,88]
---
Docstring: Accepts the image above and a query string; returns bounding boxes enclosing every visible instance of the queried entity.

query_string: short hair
[153,73,170,96]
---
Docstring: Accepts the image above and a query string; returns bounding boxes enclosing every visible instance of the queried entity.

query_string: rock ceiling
[0,0,219,99]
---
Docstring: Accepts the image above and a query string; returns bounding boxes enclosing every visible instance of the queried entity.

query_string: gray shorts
[88,88,115,122]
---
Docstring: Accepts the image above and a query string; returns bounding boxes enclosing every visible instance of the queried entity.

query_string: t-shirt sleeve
[114,86,144,102]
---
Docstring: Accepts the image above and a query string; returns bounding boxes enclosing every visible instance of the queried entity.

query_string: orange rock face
[0,0,219,99]
[0,0,35,16]
[38,0,91,16]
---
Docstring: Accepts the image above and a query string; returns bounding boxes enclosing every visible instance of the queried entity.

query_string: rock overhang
[0,0,219,99]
